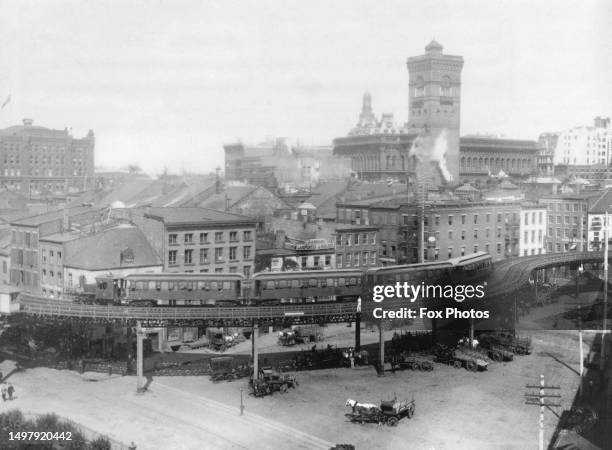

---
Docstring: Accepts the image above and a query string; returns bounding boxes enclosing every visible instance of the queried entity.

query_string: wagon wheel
[452,360,462,369]
[387,416,399,427]
[466,360,478,372]
[491,351,503,362]
[516,347,527,355]
[280,384,288,393]
[410,361,419,370]
[423,362,434,371]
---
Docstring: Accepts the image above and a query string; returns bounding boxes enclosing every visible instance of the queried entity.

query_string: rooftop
[10,206,98,227]
[589,189,612,213]
[144,207,257,226]
[63,225,161,270]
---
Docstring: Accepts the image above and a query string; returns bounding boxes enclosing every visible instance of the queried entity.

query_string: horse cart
[345,397,415,426]
[250,366,299,397]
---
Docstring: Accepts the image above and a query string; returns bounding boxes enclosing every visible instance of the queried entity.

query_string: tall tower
[407,40,464,185]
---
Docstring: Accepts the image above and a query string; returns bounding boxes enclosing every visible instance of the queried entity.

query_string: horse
[345,399,379,414]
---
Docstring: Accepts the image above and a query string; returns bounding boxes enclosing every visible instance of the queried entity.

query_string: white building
[519,204,547,256]
[554,117,612,166]
[587,189,612,251]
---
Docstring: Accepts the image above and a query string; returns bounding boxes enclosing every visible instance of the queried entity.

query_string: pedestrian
[7,383,14,400]
[1,383,6,402]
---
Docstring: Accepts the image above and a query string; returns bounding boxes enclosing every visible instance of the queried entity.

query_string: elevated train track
[14,250,612,325]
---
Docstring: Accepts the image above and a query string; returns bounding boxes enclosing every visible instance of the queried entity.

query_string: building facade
[539,194,592,253]
[406,40,464,185]
[586,189,612,251]
[0,119,95,194]
[519,205,547,256]
[459,137,538,185]
[9,206,99,293]
[39,225,163,299]
[334,225,379,269]
[553,117,611,166]
[132,207,257,277]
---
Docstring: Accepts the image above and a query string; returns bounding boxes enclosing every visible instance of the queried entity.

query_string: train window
[198,281,206,290]
[265,281,275,290]
[279,280,288,288]
[338,278,346,286]
[348,278,356,286]
[309,279,318,287]
[356,277,361,285]
[291,280,300,288]
[168,282,175,291]
[204,282,211,291]
[179,281,187,290]
[300,279,308,288]
[223,281,231,290]
[155,282,161,291]
[147,281,154,290]
[326,278,334,287]
[98,282,107,290]
[321,279,327,288]
[211,281,218,290]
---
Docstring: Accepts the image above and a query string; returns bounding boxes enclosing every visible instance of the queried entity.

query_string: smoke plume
[409,129,452,183]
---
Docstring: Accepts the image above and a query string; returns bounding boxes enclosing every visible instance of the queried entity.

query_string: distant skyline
[1,0,611,175]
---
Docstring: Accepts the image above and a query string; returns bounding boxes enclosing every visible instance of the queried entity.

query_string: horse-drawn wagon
[388,352,434,372]
[249,366,299,397]
[209,356,251,382]
[345,397,415,426]
[434,345,488,371]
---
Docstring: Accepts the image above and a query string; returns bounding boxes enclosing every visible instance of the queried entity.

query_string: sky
[0,0,611,175]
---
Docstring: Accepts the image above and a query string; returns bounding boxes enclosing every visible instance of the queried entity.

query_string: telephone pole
[524,374,561,450]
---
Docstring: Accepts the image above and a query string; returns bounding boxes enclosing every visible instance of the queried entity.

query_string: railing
[19,294,357,321]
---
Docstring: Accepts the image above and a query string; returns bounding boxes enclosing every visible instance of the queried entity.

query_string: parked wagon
[209,356,250,382]
[345,397,415,426]
[433,345,488,371]
[388,353,434,372]
[479,332,531,355]
[250,367,298,397]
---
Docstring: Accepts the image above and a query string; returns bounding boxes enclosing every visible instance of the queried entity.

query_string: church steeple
[358,91,376,126]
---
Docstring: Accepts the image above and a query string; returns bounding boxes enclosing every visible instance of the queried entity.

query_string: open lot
[0,327,587,450]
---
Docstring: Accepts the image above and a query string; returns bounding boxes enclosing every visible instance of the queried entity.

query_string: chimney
[62,207,69,232]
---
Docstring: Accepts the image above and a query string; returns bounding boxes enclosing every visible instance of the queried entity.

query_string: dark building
[0,119,95,194]
[539,194,593,253]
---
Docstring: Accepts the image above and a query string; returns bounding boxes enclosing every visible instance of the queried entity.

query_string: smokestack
[215,166,221,194]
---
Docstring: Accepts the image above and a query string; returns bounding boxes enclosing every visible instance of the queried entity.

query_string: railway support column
[469,316,474,348]
[252,322,259,381]
[136,321,146,394]
[378,322,385,377]
[355,312,361,352]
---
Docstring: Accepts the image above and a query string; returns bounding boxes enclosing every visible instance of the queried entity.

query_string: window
[370,251,376,265]
[363,252,369,265]
[435,216,440,226]
[448,215,453,225]
[215,232,223,242]
[346,254,352,266]
[486,228,490,238]
[243,230,253,241]
[229,231,238,242]
[325,255,331,266]
[354,233,360,245]
[42,249,47,264]
[215,248,223,262]
[243,266,251,277]
[184,233,193,244]
[497,227,502,238]
[524,231,528,242]
[461,247,465,256]
[461,215,466,225]
[473,245,478,253]
[215,268,223,273]
[474,229,478,239]
[229,266,238,273]
[497,243,502,254]
[524,213,529,226]
[229,247,237,261]
[448,247,453,258]
[448,231,453,240]
[184,249,193,264]
[497,214,502,223]
[169,234,177,245]
[485,243,490,252]
[474,214,478,224]
[243,246,251,259]
[354,253,359,266]
[168,250,177,265]
[200,233,208,244]
[200,248,209,264]
[486,214,491,223]
[461,230,465,240]
[337,254,343,267]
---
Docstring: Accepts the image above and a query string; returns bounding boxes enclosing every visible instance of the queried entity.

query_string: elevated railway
[14,250,611,323]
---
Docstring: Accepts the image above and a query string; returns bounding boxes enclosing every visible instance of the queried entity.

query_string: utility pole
[418,176,426,263]
[602,211,609,372]
[525,374,561,450]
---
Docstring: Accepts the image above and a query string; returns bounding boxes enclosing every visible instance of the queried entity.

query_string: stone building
[131,207,257,277]
[519,204,547,256]
[0,119,95,194]
[539,194,594,253]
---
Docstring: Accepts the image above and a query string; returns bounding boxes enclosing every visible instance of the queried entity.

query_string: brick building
[334,225,379,269]
[132,207,257,276]
[39,225,162,299]
[9,206,99,292]
[0,119,95,194]
[539,194,594,253]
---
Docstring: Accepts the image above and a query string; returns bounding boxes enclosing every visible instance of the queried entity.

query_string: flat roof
[144,207,257,227]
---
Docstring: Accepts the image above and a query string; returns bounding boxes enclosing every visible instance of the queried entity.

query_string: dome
[425,40,443,53]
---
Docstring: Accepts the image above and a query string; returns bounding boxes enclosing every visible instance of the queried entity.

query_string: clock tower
[407,40,464,185]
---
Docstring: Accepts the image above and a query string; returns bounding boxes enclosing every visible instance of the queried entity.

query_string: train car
[251,269,364,305]
[364,260,455,289]
[448,252,494,285]
[96,273,246,306]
